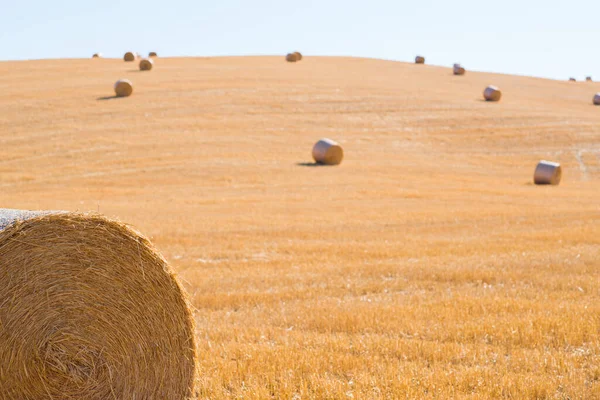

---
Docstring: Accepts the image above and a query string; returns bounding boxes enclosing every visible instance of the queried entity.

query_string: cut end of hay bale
[593,93,600,105]
[415,56,425,64]
[312,138,344,165]
[0,210,197,399]
[453,64,465,75]
[534,160,562,185]
[286,53,299,62]
[483,85,502,102]
[92,53,102,58]
[293,51,303,61]
[149,51,158,57]
[139,58,154,71]
[123,52,136,62]
[114,79,133,97]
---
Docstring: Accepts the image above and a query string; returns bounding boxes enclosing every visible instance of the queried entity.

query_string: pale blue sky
[1,0,598,80]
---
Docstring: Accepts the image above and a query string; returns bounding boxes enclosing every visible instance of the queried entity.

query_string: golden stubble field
[0,56,599,399]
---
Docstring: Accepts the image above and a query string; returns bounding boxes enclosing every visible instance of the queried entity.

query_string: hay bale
[415,56,425,64]
[139,58,154,71]
[569,77,576,82]
[534,160,562,185]
[593,93,600,105]
[286,53,299,62]
[92,53,102,58]
[312,138,344,165]
[114,79,133,97]
[453,63,465,75]
[149,51,158,57]
[293,51,303,61]
[483,85,502,102]
[0,210,197,399]
[586,76,593,82]
[123,52,136,62]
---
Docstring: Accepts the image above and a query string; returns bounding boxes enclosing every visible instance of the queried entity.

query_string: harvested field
[0,56,599,399]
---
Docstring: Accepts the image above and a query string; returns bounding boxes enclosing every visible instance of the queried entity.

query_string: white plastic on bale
[415,56,425,64]
[483,85,502,102]
[594,93,600,105]
[534,160,562,185]
[453,63,465,75]
[312,138,344,165]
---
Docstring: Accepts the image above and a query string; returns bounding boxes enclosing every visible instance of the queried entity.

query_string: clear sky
[1,0,598,80]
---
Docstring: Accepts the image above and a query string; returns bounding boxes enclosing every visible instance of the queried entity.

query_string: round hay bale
[483,85,502,102]
[415,56,425,64]
[0,210,197,399]
[453,63,465,75]
[286,53,299,62]
[114,79,133,97]
[586,76,593,82]
[569,77,576,82]
[293,51,303,61]
[149,51,158,57]
[593,93,600,105]
[139,58,154,71]
[92,53,102,58]
[534,160,562,185]
[123,52,136,62]
[312,138,344,165]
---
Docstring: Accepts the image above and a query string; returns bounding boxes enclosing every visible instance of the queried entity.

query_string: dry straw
[286,53,299,62]
[534,161,562,185]
[139,58,154,71]
[312,138,344,165]
[123,52,136,62]
[114,79,133,97]
[415,56,425,64]
[149,51,158,57]
[453,63,465,75]
[0,210,197,399]
[483,85,502,102]
[593,93,600,105]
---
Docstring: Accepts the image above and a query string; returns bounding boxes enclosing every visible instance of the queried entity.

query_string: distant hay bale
[586,76,593,82]
[149,51,158,57]
[312,138,344,165]
[453,63,465,75]
[286,53,299,62]
[534,160,562,185]
[123,52,136,62]
[415,56,425,64]
[114,79,133,97]
[569,77,576,82]
[92,53,102,58]
[593,93,600,105]
[483,85,502,102]
[0,210,197,399]
[139,58,154,71]
[293,52,303,61]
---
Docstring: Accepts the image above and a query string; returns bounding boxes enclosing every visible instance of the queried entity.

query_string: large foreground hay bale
[286,53,299,62]
[415,56,425,64]
[312,138,344,165]
[483,85,502,102]
[149,51,158,57]
[139,58,154,71]
[114,79,133,97]
[534,160,562,185]
[453,63,465,75]
[92,53,102,58]
[123,52,136,62]
[0,210,197,399]
[593,93,600,105]
[293,51,303,61]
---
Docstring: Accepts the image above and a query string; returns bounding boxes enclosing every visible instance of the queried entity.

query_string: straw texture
[139,58,154,71]
[0,211,197,399]
[312,138,344,165]
[534,160,562,185]
[483,85,502,102]
[415,56,425,64]
[114,79,133,97]
[594,93,600,105]
[293,52,303,61]
[124,52,136,62]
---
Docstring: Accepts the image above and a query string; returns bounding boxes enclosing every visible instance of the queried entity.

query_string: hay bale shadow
[97,96,120,101]
[296,162,330,167]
